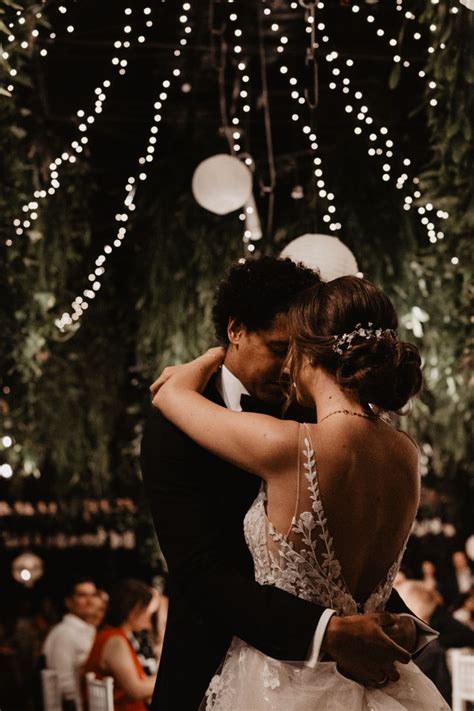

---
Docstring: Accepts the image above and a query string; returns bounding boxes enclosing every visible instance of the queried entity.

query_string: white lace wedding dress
[201,426,450,710]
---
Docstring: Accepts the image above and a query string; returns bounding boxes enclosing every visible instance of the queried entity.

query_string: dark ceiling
[19,0,433,247]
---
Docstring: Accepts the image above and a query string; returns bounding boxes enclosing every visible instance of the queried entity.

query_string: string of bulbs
[55,3,193,332]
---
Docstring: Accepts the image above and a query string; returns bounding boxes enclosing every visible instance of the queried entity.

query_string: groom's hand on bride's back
[322,612,411,687]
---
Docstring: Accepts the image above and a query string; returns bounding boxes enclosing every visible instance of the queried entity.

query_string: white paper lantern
[12,551,44,588]
[192,154,252,215]
[465,534,474,561]
[280,233,359,282]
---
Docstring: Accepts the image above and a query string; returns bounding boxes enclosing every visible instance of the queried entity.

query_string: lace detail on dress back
[244,424,411,616]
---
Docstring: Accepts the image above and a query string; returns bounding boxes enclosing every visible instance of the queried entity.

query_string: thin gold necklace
[319,409,379,424]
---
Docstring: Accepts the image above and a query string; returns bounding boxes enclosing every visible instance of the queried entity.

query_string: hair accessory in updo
[332,322,397,355]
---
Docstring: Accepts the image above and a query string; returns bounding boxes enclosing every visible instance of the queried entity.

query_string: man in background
[43,576,97,710]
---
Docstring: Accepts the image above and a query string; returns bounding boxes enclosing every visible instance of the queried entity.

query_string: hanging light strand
[349,3,451,93]
[11,7,155,245]
[292,6,449,245]
[326,51,447,243]
[263,1,342,233]
[225,4,262,253]
[5,0,77,79]
[2,4,47,95]
[55,3,193,332]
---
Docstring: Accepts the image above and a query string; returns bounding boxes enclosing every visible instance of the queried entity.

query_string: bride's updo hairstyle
[287,275,422,412]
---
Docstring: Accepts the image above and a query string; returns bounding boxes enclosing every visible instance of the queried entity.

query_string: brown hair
[105,579,153,627]
[287,276,422,412]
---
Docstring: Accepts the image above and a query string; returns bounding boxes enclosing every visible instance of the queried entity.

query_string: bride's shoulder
[308,418,419,472]
[395,428,420,453]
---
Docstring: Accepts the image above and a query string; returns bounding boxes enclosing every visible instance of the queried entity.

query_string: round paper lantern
[465,534,474,561]
[192,154,253,215]
[280,233,359,282]
[12,552,44,588]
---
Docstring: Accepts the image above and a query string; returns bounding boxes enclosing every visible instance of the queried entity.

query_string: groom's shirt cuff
[305,611,438,668]
[305,608,336,668]
[399,613,438,654]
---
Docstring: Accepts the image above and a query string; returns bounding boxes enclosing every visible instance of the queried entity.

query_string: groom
[140,256,434,710]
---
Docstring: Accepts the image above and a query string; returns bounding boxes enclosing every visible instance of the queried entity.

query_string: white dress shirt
[43,613,96,707]
[456,567,473,594]
[216,365,437,665]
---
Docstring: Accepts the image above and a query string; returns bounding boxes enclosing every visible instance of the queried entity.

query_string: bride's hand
[150,347,225,401]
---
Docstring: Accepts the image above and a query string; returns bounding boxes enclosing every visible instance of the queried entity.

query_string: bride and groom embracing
[140,257,449,710]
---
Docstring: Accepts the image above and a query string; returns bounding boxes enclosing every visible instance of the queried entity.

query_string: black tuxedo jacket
[140,377,414,710]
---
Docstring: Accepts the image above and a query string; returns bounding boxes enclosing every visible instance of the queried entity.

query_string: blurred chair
[451,650,474,711]
[85,672,114,711]
[41,669,62,711]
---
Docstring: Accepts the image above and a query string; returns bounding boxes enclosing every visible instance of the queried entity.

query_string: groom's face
[227,312,290,404]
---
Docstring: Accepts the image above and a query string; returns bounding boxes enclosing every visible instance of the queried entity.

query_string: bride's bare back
[265,417,420,605]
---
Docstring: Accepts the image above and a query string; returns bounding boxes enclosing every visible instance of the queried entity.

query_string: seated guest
[398,580,474,648]
[443,550,474,605]
[131,588,160,676]
[85,589,109,630]
[398,580,474,707]
[43,576,97,710]
[452,588,474,631]
[452,550,474,596]
[393,564,414,590]
[421,560,440,592]
[82,579,156,711]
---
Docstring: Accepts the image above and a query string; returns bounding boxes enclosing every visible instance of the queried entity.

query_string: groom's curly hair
[212,256,320,344]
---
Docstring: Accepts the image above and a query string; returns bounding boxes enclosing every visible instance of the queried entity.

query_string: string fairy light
[347,4,453,248]
[283,2,449,245]
[327,52,447,243]
[4,0,76,81]
[42,1,79,58]
[55,2,194,332]
[2,4,39,95]
[225,3,262,253]
[11,7,154,245]
[334,9,454,255]
[289,3,449,244]
[263,1,342,234]
[350,1,451,93]
[351,2,416,73]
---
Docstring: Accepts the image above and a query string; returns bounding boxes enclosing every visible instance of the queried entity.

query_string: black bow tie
[240,394,282,418]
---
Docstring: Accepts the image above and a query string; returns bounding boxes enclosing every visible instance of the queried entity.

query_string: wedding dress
[201,425,450,710]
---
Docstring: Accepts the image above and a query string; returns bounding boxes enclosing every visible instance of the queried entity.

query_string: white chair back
[85,672,114,711]
[451,649,474,711]
[41,669,62,711]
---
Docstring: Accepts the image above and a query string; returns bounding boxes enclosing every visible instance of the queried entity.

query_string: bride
[151,275,449,710]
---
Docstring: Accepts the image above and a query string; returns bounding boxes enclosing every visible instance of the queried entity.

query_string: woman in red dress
[82,579,157,711]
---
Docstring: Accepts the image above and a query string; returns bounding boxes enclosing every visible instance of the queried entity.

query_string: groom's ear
[227,318,245,345]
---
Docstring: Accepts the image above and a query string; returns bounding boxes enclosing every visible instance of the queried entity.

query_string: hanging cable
[257,2,276,249]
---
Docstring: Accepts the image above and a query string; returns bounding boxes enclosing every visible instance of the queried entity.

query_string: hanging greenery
[400,1,473,481]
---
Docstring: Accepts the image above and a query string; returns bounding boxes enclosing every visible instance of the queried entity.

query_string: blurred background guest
[449,550,474,602]
[43,576,97,710]
[393,564,414,591]
[420,560,440,592]
[398,580,474,649]
[398,579,474,706]
[81,579,156,711]
[85,589,109,630]
[452,588,474,631]
[131,587,160,676]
